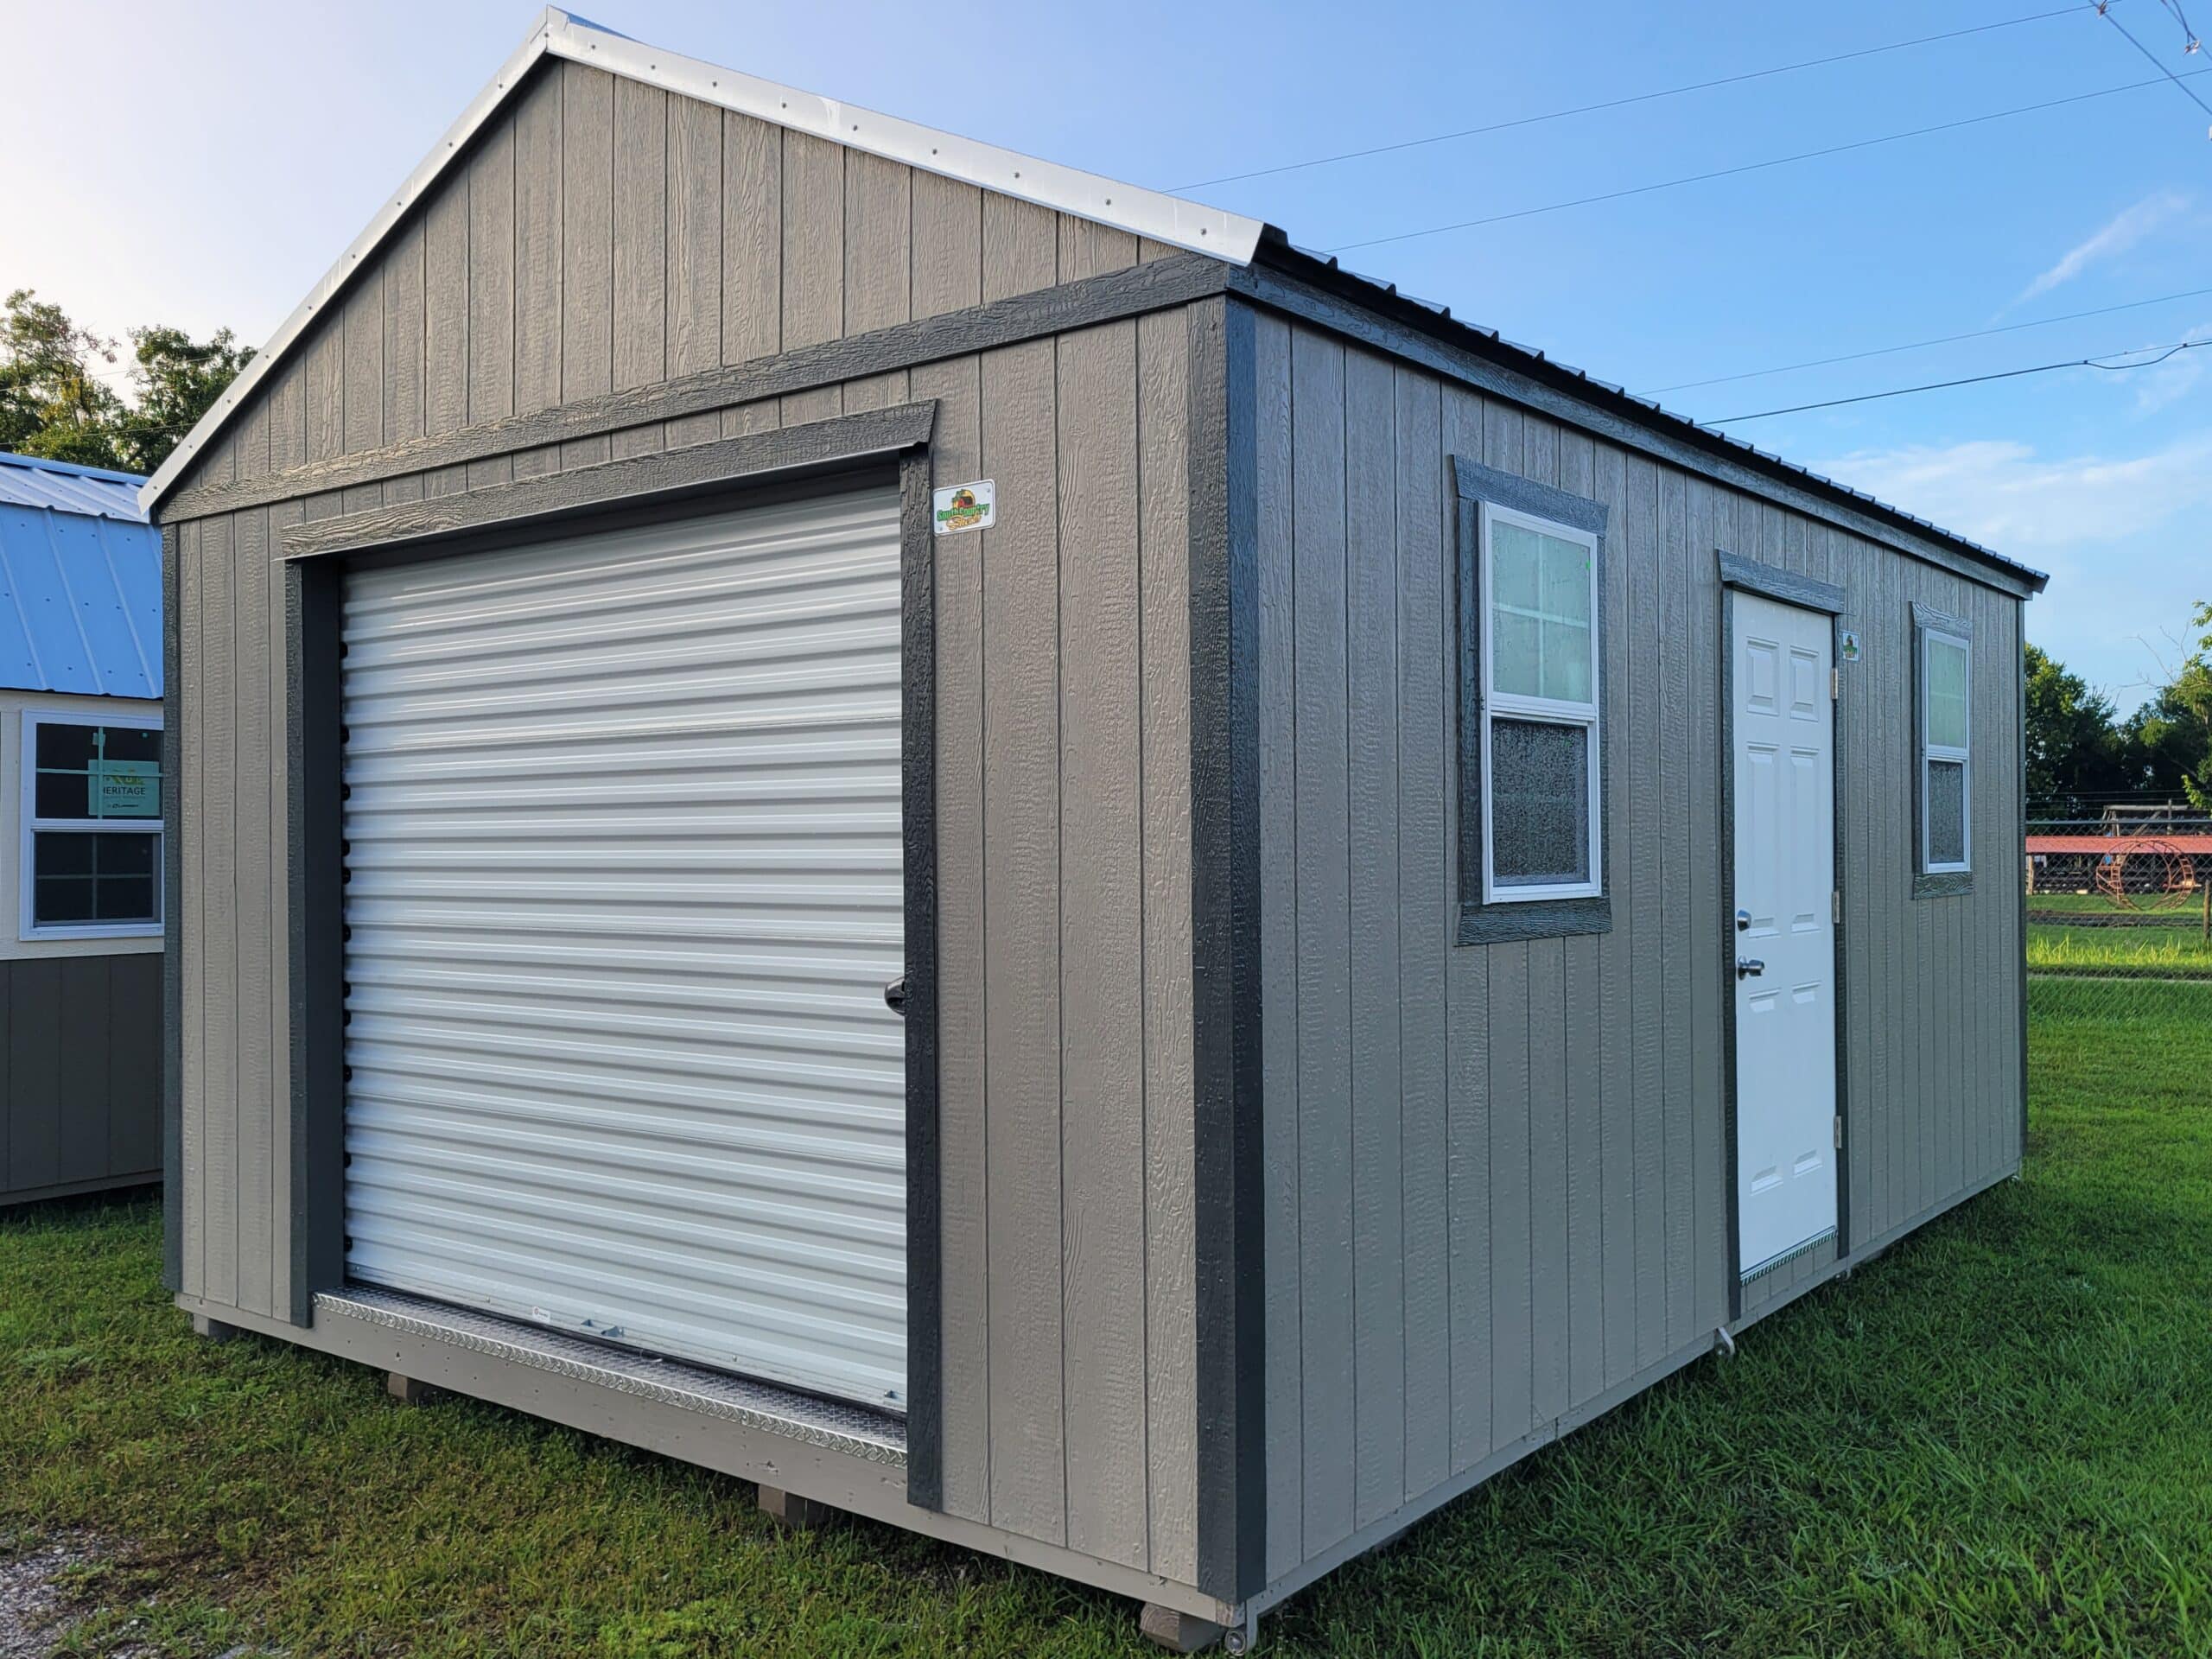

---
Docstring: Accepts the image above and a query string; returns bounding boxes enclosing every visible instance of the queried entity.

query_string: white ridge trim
[141,8,1259,513]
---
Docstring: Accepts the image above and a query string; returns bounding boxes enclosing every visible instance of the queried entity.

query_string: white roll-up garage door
[338,487,906,1413]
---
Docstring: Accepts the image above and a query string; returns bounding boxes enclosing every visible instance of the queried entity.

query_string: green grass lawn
[5,976,2209,1656]
[2027,920,2212,979]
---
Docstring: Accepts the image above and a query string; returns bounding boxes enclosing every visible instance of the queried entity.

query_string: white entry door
[338,487,908,1412]
[1731,590,1839,1279]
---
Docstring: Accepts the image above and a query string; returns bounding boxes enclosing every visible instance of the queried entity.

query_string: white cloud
[1812,431,2212,550]
[2131,325,2212,415]
[2017,192,2191,305]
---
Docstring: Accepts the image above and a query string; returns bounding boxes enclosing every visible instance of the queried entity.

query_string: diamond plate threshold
[316,1287,906,1466]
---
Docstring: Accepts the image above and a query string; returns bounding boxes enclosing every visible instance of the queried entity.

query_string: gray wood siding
[1250,309,2026,1588]
[164,62,1202,1585]
[0,953,162,1205]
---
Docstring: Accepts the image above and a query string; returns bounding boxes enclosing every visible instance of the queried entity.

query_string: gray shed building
[0,452,164,1206]
[150,10,2045,1648]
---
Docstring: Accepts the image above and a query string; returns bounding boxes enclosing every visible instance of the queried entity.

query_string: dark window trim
[1452,456,1612,945]
[278,401,946,1514]
[1716,549,1847,615]
[1911,600,1974,899]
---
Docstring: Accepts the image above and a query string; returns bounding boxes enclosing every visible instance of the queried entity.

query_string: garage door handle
[884,976,906,1015]
[1735,957,1766,981]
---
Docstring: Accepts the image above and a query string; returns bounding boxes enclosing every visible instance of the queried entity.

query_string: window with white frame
[1454,457,1611,944]
[1918,618,1971,880]
[20,712,163,938]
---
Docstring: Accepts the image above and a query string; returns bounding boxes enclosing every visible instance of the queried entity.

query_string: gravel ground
[0,1537,95,1658]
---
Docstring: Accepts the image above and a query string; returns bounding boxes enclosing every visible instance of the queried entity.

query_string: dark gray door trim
[279,408,946,1497]
[279,403,937,562]
[1716,550,1847,615]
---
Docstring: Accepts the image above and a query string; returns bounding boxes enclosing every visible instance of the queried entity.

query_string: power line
[1173,3,2112,190]
[1651,283,2212,393]
[2096,1,2212,118]
[1710,335,2209,422]
[1326,67,2211,253]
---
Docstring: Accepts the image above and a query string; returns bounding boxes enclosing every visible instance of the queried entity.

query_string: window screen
[1925,758,1967,869]
[1491,718,1591,887]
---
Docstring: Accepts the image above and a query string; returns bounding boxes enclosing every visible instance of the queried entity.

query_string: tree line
[2027,618,2211,820]
[2,289,251,477]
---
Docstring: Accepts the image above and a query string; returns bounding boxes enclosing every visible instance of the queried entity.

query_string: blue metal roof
[0,452,162,698]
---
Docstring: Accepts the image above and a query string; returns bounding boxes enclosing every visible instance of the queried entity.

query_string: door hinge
[1834,1115,1845,1150]
[1830,667,1840,701]
[1832,889,1841,925]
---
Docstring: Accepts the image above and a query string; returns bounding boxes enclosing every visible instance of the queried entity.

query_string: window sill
[1458,896,1612,944]
[19,924,163,943]
[1911,871,1973,899]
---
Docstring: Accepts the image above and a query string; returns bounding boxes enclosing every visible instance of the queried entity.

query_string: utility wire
[1652,283,2212,393]
[1711,336,2209,422]
[2097,1,2212,116]
[1328,67,2211,252]
[1173,3,2112,190]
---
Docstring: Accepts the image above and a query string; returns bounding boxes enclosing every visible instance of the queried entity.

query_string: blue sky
[4,0,2206,706]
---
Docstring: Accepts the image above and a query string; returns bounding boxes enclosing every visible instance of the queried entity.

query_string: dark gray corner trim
[164,255,1228,522]
[1910,601,1976,900]
[1452,454,1611,538]
[285,559,346,1325]
[161,523,182,1294]
[1190,294,1266,1603]
[2017,637,2031,1157]
[898,447,944,1515]
[281,403,938,561]
[1227,261,2044,601]
[1450,459,1613,947]
[1911,600,1974,639]
[1717,550,1847,615]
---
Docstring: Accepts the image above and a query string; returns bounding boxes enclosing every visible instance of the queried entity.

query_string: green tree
[0,289,251,476]
[0,289,125,468]
[2139,602,2212,814]
[111,322,253,475]
[2024,643,2128,814]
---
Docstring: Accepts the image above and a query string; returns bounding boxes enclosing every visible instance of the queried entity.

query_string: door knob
[1735,908,1751,933]
[884,976,907,1015]
[1735,957,1765,980]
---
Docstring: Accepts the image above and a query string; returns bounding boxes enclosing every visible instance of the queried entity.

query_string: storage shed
[0,451,163,1205]
[149,11,2046,1648]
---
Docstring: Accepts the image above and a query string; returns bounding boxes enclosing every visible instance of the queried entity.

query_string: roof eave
[1251,237,2050,596]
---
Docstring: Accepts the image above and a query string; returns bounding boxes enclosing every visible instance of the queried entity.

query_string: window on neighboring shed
[21,713,163,938]
[1453,457,1611,944]
[1913,606,1972,895]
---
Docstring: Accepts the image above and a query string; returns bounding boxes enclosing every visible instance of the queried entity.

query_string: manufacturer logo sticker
[933,479,996,535]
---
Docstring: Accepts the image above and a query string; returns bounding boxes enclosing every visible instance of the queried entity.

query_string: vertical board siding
[0,957,161,1203]
[168,87,1205,1580]
[1254,312,2028,1591]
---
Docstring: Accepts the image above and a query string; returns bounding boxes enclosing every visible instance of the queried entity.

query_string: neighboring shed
[0,450,164,1205]
[149,11,2046,1649]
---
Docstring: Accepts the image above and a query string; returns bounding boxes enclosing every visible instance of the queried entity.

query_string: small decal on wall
[933,480,996,535]
[1839,628,1862,663]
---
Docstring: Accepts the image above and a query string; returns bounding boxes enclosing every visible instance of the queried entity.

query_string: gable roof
[139,6,1266,512]
[0,452,162,699]
[140,11,2043,595]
